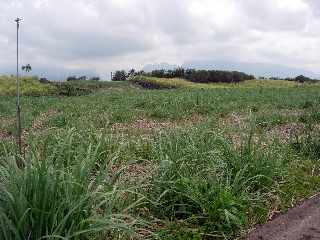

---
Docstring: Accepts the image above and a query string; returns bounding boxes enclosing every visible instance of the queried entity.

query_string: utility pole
[15,18,22,158]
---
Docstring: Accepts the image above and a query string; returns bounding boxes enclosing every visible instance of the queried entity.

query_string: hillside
[131,76,313,89]
[0,75,56,96]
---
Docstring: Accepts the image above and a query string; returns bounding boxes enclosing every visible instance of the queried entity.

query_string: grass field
[0,75,56,96]
[1,77,320,239]
[131,76,314,89]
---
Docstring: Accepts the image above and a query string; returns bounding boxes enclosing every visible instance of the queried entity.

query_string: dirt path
[246,194,320,240]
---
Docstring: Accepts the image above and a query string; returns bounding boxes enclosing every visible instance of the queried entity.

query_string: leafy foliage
[143,68,255,83]
[112,71,127,81]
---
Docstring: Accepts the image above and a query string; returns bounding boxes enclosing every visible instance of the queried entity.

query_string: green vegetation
[0,130,146,240]
[131,76,306,89]
[0,75,56,96]
[1,77,320,239]
[53,80,131,96]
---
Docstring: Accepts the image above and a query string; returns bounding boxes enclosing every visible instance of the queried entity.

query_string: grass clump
[0,129,146,240]
[291,128,320,161]
[148,128,285,238]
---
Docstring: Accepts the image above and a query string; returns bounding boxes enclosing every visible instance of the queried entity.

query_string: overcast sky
[1,0,320,79]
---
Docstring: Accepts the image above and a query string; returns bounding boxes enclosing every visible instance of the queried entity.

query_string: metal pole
[15,18,22,157]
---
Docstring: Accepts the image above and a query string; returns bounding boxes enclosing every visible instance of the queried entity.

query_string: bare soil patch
[110,161,154,184]
[246,194,320,240]
[31,109,59,131]
[111,115,205,133]
[0,129,13,141]
[267,123,305,143]
[0,117,15,127]
[278,109,304,118]
[221,112,249,129]
[0,117,15,140]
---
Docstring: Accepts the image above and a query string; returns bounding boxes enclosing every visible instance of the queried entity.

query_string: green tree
[112,70,127,81]
[21,64,32,73]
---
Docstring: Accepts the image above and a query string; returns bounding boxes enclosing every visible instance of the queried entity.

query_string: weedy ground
[0,76,320,239]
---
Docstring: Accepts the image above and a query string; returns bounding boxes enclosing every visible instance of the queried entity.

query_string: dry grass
[267,123,305,143]
[31,109,59,132]
[111,115,205,134]
[110,161,155,185]
[0,75,56,95]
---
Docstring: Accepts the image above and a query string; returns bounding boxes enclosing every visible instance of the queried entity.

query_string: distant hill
[143,60,319,79]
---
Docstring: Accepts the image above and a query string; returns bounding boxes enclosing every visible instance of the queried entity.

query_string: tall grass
[0,129,146,240]
[148,128,286,238]
[131,76,303,90]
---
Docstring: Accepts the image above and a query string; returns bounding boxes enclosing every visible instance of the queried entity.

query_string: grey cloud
[0,0,320,79]
[236,0,310,32]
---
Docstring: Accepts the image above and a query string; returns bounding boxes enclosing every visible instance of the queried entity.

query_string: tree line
[112,68,255,83]
[67,76,100,81]
[55,70,318,84]
[261,75,318,83]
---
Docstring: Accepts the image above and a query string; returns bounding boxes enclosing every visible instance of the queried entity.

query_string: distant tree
[151,69,165,78]
[127,69,136,79]
[90,76,100,81]
[112,70,127,81]
[39,77,49,84]
[145,68,253,83]
[185,69,196,80]
[22,64,32,73]
[295,75,310,83]
[78,76,87,81]
[66,76,78,81]
[174,68,185,78]
[137,70,145,76]
[129,69,135,75]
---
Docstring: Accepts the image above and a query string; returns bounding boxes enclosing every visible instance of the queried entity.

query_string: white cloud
[0,0,320,79]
